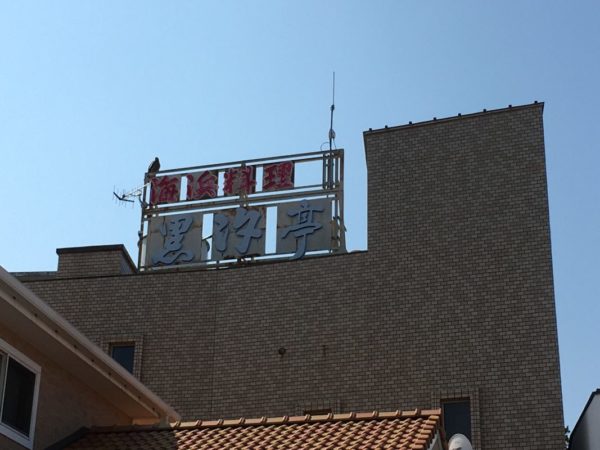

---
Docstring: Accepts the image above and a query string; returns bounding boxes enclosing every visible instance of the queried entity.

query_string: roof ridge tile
[88,409,442,434]
[74,410,442,450]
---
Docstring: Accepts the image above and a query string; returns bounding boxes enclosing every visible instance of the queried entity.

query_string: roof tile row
[66,409,443,450]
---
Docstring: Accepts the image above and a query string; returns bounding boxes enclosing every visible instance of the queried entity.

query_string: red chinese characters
[186,170,218,200]
[150,175,181,205]
[262,161,294,191]
[223,166,256,196]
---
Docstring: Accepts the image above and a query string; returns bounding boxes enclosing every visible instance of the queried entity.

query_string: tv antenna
[113,183,148,208]
[113,157,160,208]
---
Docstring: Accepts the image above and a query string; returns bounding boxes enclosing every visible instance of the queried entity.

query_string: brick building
[15,102,564,449]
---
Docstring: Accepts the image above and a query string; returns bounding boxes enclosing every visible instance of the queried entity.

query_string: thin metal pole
[339,150,346,252]
[137,176,149,270]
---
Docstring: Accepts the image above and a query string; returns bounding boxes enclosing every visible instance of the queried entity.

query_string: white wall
[570,393,600,450]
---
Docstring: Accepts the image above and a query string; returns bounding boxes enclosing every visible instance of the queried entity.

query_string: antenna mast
[328,72,336,151]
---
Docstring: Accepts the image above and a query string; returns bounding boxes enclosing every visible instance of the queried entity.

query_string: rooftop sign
[138,150,346,270]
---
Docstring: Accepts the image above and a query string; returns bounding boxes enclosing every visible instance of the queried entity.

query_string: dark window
[0,345,40,447]
[442,398,471,441]
[110,344,135,374]
[303,408,332,415]
[1,358,36,436]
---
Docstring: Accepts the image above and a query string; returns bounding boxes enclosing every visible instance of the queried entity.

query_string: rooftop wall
[56,245,136,278]
[22,104,563,449]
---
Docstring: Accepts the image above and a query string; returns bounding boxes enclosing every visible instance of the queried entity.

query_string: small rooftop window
[109,343,135,374]
[303,408,332,416]
[442,398,471,442]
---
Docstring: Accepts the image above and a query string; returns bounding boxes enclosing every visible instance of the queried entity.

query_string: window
[303,408,332,415]
[109,343,135,374]
[442,398,471,442]
[103,336,142,379]
[297,399,341,416]
[0,339,41,450]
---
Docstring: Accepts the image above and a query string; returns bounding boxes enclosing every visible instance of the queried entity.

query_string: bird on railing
[148,157,161,174]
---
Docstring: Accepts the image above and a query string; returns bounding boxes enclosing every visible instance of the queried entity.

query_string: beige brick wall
[23,104,563,449]
[0,327,131,450]
[56,245,135,278]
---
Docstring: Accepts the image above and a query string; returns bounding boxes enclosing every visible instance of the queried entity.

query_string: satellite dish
[448,434,473,450]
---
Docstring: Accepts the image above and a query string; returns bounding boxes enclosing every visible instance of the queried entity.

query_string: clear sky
[1,1,598,431]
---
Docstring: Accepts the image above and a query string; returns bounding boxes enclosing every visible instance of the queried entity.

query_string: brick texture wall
[22,103,563,449]
[56,245,136,278]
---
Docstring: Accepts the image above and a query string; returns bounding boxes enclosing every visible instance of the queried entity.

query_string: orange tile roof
[64,409,443,450]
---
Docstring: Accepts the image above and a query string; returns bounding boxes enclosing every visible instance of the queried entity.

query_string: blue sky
[1,1,598,430]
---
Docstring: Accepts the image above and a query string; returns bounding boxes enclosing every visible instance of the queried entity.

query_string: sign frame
[137,149,345,270]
